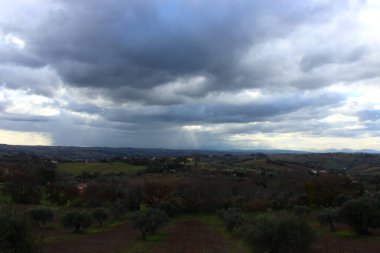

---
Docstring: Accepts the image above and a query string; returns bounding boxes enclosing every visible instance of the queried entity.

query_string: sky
[1,0,380,151]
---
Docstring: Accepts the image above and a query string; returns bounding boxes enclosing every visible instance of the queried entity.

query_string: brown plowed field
[311,234,380,253]
[43,221,139,253]
[153,220,233,253]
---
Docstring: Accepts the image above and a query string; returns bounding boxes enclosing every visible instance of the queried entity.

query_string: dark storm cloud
[66,102,103,115]
[0,66,61,97]
[105,91,344,124]
[1,0,361,99]
[2,0,380,149]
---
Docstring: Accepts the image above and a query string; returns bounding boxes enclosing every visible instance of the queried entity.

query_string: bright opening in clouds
[1,0,380,151]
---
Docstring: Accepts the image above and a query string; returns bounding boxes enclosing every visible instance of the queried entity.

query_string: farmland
[1,151,380,253]
[57,162,146,176]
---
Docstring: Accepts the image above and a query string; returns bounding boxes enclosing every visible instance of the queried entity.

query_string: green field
[57,162,146,176]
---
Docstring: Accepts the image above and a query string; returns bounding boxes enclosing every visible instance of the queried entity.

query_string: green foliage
[217,207,245,231]
[46,183,79,206]
[92,207,109,227]
[333,194,351,207]
[338,197,380,235]
[373,191,380,201]
[158,200,179,217]
[132,208,169,240]
[292,205,311,218]
[26,207,54,227]
[241,213,314,253]
[317,208,337,231]
[0,208,41,253]
[36,168,56,185]
[80,182,115,207]
[304,175,359,207]
[57,162,145,176]
[60,210,93,233]
[142,180,174,208]
[3,183,42,204]
[111,199,127,219]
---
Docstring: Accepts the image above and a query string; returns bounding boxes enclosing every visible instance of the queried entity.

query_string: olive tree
[0,208,41,253]
[92,207,109,227]
[338,198,380,235]
[132,208,168,240]
[317,208,337,231]
[61,210,92,233]
[217,207,245,231]
[241,213,314,253]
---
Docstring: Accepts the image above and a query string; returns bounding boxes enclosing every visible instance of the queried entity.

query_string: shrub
[293,205,311,218]
[373,191,380,201]
[217,207,245,231]
[132,208,169,240]
[0,208,41,253]
[26,207,54,227]
[317,208,336,231]
[333,194,351,207]
[46,183,79,206]
[158,200,178,217]
[111,199,127,219]
[241,213,314,253]
[92,207,109,227]
[338,198,380,235]
[61,210,92,233]
[304,175,360,207]
[3,183,42,204]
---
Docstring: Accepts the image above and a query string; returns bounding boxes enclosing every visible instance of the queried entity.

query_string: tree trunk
[329,219,335,231]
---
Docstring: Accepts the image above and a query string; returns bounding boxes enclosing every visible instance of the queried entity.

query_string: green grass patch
[333,230,356,238]
[123,230,167,253]
[57,162,146,176]
[87,218,126,234]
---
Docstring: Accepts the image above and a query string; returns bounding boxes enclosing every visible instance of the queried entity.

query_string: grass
[123,213,250,253]
[333,230,356,238]
[87,219,126,234]
[44,215,132,244]
[0,183,11,203]
[57,162,146,176]
[123,229,168,253]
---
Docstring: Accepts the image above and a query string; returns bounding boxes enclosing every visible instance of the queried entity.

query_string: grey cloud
[300,45,370,72]
[1,0,359,99]
[66,102,104,114]
[105,91,344,124]
[2,0,380,149]
[358,109,380,121]
[0,66,61,97]
[2,114,54,122]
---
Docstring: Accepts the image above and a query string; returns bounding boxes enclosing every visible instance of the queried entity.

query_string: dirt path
[311,234,380,253]
[152,220,237,253]
[43,221,139,253]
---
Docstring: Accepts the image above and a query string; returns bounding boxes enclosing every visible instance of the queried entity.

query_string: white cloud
[1,87,60,117]
[0,0,380,150]
[4,34,25,49]
[227,132,380,151]
[0,129,52,145]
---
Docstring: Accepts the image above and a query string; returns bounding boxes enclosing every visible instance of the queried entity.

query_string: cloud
[0,129,52,145]
[1,0,365,97]
[1,0,380,149]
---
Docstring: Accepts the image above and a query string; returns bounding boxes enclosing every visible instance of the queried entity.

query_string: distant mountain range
[315,148,380,154]
[0,144,378,160]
